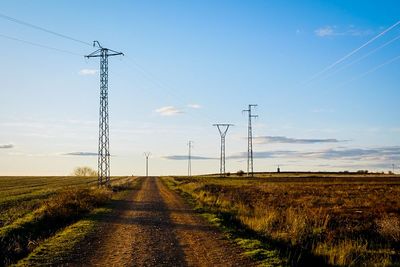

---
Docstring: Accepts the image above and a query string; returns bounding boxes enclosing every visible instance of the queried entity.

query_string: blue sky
[1,0,400,175]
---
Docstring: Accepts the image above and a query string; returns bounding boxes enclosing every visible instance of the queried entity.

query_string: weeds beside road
[164,173,400,266]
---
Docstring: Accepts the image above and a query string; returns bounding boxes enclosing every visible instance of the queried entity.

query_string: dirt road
[73,177,254,266]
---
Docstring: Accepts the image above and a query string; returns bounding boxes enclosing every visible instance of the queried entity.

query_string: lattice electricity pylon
[85,41,124,187]
[242,104,258,176]
[144,152,151,177]
[188,141,193,177]
[213,124,233,177]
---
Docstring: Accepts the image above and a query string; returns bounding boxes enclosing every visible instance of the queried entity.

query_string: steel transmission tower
[144,152,151,177]
[213,124,233,177]
[86,41,124,187]
[188,141,193,177]
[242,104,258,176]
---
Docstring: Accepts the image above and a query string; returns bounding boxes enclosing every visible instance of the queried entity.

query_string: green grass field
[0,175,137,266]
[165,172,400,266]
[0,176,129,227]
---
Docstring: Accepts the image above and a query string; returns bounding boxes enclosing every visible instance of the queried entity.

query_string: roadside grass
[14,207,111,267]
[163,174,400,266]
[0,176,140,266]
[163,177,287,266]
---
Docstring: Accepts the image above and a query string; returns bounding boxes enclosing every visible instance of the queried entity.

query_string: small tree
[73,166,98,177]
[236,170,245,176]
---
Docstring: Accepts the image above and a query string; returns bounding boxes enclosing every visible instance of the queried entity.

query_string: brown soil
[70,177,254,266]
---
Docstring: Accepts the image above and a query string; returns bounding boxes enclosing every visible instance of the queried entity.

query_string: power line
[304,20,400,85]
[123,56,216,124]
[0,12,217,127]
[0,12,92,46]
[0,33,83,56]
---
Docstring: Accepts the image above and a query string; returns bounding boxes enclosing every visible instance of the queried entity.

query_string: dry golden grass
[376,215,400,243]
[169,173,400,266]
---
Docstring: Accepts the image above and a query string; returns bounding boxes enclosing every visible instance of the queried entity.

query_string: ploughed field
[165,173,400,266]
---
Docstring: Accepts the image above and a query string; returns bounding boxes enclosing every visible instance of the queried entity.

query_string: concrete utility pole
[188,141,193,177]
[213,124,233,177]
[144,152,151,177]
[242,104,258,177]
[86,41,124,187]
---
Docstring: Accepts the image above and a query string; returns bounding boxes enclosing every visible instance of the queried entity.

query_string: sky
[1,0,400,176]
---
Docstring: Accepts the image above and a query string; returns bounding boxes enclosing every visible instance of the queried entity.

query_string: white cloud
[155,106,184,116]
[187,104,202,109]
[79,69,98,76]
[315,25,374,38]
[315,26,335,37]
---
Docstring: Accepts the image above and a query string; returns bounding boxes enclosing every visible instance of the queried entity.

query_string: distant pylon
[242,104,258,176]
[86,41,124,187]
[144,152,151,177]
[188,141,193,177]
[213,124,233,177]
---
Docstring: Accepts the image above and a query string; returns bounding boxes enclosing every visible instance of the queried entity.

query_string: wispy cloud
[307,147,400,161]
[315,26,335,37]
[0,144,13,149]
[315,25,374,37]
[163,155,216,160]
[155,106,184,116]
[63,152,98,156]
[187,104,202,109]
[229,151,300,160]
[254,136,343,144]
[79,69,97,76]
[229,146,400,161]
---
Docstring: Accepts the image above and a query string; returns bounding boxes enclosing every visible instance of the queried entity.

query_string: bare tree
[73,166,98,177]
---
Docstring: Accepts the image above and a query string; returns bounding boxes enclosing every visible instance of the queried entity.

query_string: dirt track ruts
[70,177,254,266]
